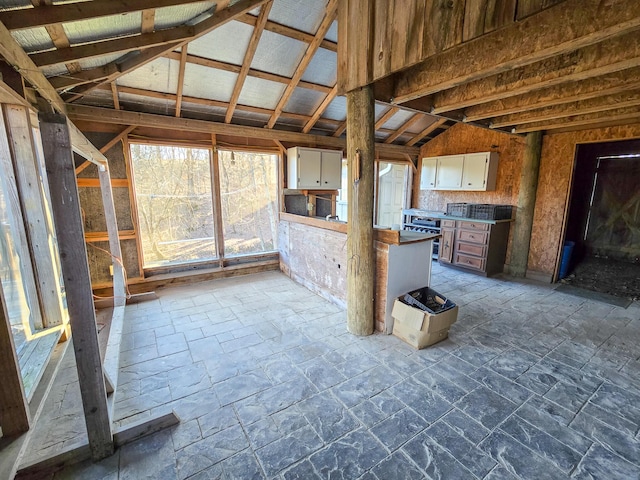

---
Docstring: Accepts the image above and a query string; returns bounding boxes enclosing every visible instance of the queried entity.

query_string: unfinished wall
[417,122,526,265]
[528,123,640,277]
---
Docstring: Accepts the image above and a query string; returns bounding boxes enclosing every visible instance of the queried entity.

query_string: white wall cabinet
[420,152,499,191]
[287,147,342,189]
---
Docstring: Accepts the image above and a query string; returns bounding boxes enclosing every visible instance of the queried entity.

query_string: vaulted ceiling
[0,0,451,148]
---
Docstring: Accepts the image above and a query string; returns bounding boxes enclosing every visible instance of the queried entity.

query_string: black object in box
[446,203,473,218]
[400,287,456,314]
[469,204,513,220]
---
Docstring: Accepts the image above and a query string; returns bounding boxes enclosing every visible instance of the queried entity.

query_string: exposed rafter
[174,47,188,117]
[266,0,337,128]
[225,1,273,124]
[513,106,640,133]
[111,83,120,110]
[332,120,347,137]
[384,114,422,144]
[405,119,447,146]
[374,107,399,130]
[303,85,338,133]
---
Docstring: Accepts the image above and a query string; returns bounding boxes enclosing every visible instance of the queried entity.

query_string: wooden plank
[235,12,337,52]
[3,105,65,328]
[384,113,422,144]
[104,305,124,419]
[303,85,338,133]
[0,21,65,113]
[490,89,640,128]
[111,83,120,110]
[375,107,399,130]
[433,31,640,114]
[393,0,640,104]
[39,113,113,460]
[405,118,447,146]
[141,9,155,33]
[333,121,347,137]
[267,0,337,128]
[210,135,225,262]
[346,86,375,336]
[422,0,465,58]
[67,121,108,167]
[113,411,180,446]
[390,0,426,74]
[463,0,489,41]
[2,0,206,30]
[225,1,273,124]
[175,47,188,117]
[464,67,640,122]
[84,230,137,242]
[512,106,640,133]
[77,178,129,188]
[484,0,517,34]
[338,0,373,94]
[66,104,422,156]
[0,286,30,437]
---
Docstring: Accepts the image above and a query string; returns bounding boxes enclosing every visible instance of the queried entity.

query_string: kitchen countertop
[403,208,514,224]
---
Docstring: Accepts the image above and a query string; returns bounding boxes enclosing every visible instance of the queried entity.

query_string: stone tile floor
[34,263,640,478]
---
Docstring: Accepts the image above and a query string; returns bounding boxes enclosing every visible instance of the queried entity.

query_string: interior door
[377,162,406,227]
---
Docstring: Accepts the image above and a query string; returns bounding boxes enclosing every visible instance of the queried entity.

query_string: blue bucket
[559,241,575,279]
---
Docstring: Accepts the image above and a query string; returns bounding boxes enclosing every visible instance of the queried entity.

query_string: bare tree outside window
[218,150,279,256]
[129,143,216,267]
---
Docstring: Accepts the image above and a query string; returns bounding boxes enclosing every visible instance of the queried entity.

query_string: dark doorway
[561,138,640,301]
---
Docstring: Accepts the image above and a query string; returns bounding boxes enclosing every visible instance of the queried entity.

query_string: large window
[130,143,216,267]
[129,144,279,268]
[219,150,279,257]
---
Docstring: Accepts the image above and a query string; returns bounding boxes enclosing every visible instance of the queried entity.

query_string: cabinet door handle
[316,180,320,183]
[468,183,472,185]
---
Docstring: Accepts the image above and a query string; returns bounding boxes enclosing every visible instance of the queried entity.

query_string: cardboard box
[391,289,458,349]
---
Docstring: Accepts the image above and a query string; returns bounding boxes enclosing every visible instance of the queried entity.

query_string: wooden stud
[346,85,375,336]
[384,113,422,144]
[405,118,447,146]
[332,121,347,137]
[39,113,113,460]
[510,131,542,277]
[374,107,399,130]
[3,105,65,328]
[210,135,225,263]
[111,83,120,110]
[303,85,339,133]
[175,47,188,117]
[392,0,640,104]
[141,9,156,33]
[122,137,146,281]
[225,1,273,124]
[266,0,337,128]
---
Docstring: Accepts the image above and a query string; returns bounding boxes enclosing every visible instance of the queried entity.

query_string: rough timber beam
[391,0,640,104]
[432,32,640,115]
[490,90,640,128]
[66,104,420,157]
[1,0,204,30]
[464,67,640,122]
[513,106,640,133]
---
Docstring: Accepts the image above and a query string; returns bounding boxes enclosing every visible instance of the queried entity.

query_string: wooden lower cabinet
[438,219,511,276]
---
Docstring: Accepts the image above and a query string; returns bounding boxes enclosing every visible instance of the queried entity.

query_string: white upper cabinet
[420,152,499,191]
[287,147,343,189]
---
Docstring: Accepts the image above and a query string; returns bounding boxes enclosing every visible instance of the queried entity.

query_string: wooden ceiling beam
[432,31,640,115]
[332,120,346,137]
[64,0,268,99]
[374,107,399,130]
[2,0,204,31]
[391,0,640,104]
[405,118,447,146]
[266,0,337,128]
[384,114,422,144]
[225,1,273,124]
[0,20,66,113]
[141,9,156,33]
[490,90,640,128]
[464,67,640,122]
[513,106,640,133]
[236,13,337,52]
[174,47,188,117]
[66,104,420,157]
[111,82,120,110]
[303,85,338,133]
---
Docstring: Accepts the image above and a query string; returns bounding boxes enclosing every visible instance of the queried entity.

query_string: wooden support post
[0,286,30,437]
[346,86,375,336]
[210,135,225,267]
[39,113,114,460]
[510,131,543,277]
[3,104,66,328]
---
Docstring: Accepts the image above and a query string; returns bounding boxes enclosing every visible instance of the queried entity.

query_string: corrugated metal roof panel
[63,13,141,44]
[80,52,124,70]
[42,64,69,78]
[250,30,306,78]
[380,109,415,130]
[188,20,252,66]
[154,1,216,30]
[325,20,338,42]
[77,89,114,109]
[117,57,179,95]
[182,62,238,102]
[322,96,346,121]
[301,48,336,87]
[268,0,327,34]
[405,115,436,135]
[237,76,286,110]
[118,91,174,116]
[284,88,324,116]
[374,103,388,119]
[11,27,54,53]
[0,1,31,10]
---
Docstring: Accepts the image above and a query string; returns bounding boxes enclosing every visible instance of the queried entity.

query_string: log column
[510,131,543,277]
[346,86,375,336]
[39,113,114,460]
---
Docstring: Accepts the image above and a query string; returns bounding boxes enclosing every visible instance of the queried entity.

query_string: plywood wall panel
[528,123,640,275]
